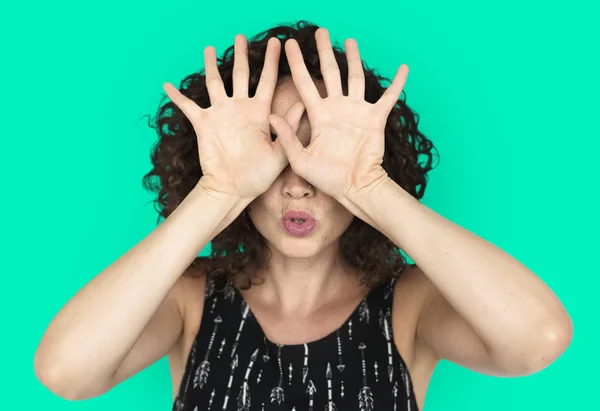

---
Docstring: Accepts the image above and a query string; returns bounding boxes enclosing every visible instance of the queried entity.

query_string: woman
[34,21,573,411]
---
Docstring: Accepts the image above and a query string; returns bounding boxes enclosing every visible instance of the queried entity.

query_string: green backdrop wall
[2,0,596,409]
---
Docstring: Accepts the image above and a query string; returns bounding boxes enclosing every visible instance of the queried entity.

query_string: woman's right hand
[163,34,306,201]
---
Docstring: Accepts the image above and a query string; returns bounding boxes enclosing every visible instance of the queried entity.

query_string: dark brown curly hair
[141,20,439,290]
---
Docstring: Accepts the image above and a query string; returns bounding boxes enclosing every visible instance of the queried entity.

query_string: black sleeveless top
[172,275,419,411]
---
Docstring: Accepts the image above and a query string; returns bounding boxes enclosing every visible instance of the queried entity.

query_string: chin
[274,236,324,258]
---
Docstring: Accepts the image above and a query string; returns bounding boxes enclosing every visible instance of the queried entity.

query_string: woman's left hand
[268,28,409,201]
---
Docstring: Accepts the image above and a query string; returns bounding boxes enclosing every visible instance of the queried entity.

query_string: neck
[244,241,364,318]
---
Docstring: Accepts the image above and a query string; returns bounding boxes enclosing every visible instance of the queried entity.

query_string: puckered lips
[281,210,316,237]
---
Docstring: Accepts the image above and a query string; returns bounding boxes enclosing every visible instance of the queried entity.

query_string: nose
[281,166,314,199]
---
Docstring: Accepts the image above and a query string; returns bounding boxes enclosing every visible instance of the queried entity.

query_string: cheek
[250,190,277,214]
[248,195,278,228]
[328,203,355,232]
[339,212,356,232]
[333,201,353,219]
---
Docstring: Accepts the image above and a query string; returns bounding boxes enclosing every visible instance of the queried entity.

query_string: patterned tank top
[172,274,419,411]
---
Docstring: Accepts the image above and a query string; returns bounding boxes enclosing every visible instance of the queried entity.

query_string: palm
[270,29,409,200]
[299,99,386,197]
[163,35,305,199]
[195,100,279,192]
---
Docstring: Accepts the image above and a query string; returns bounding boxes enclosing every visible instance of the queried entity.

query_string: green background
[2,0,597,409]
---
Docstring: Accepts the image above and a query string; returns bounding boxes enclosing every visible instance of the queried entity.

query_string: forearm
[34,183,250,386]
[344,177,572,354]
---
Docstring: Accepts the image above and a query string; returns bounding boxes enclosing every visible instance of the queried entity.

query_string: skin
[193,28,572,408]
[49,28,567,410]
[244,76,367,320]
[168,29,572,411]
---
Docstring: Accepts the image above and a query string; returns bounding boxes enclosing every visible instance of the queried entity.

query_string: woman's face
[247,76,355,258]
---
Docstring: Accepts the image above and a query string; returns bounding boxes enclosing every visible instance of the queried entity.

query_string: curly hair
[141,20,439,290]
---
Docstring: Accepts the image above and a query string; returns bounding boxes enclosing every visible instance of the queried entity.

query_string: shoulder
[390,264,440,382]
[389,264,433,339]
[179,270,208,336]
[390,264,430,337]
[165,270,208,397]
[169,269,208,357]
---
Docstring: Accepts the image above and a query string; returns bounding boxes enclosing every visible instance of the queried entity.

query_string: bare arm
[34,34,299,401]
[347,178,573,375]
[33,183,251,400]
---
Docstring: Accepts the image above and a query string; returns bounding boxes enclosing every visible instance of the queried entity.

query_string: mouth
[281,210,317,237]
[282,210,315,222]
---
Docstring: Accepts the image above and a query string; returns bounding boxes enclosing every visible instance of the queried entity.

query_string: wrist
[188,182,253,238]
[343,173,391,205]
[195,178,253,206]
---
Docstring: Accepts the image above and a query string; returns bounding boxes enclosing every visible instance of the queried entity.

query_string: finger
[232,34,250,97]
[345,38,365,99]
[284,38,322,108]
[315,28,342,98]
[271,136,290,172]
[163,82,203,122]
[269,100,305,139]
[255,37,282,102]
[270,101,305,166]
[282,100,306,134]
[204,46,228,104]
[374,64,409,117]
[268,113,308,173]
